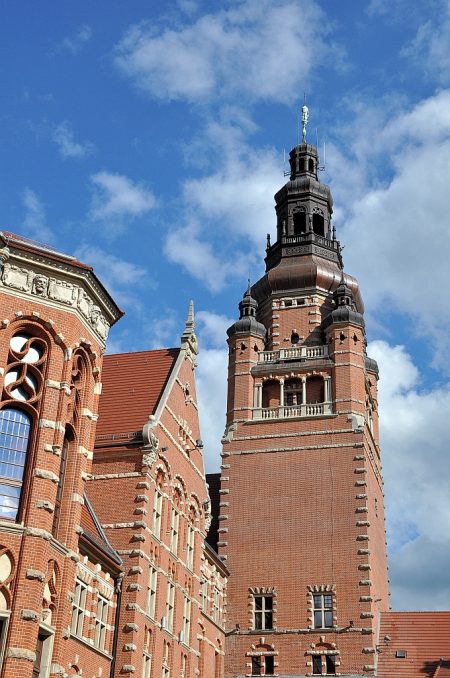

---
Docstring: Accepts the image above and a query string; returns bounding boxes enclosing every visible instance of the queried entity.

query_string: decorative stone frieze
[0,243,121,345]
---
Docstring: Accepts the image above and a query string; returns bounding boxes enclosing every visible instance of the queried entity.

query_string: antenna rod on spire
[301,100,309,143]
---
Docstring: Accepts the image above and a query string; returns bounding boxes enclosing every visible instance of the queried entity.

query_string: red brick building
[218,138,390,677]
[0,233,226,678]
[89,305,228,678]
[0,231,123,678]
[0,121,449,678]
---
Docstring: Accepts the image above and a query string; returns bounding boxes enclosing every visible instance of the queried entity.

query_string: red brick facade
[219,141,390,677]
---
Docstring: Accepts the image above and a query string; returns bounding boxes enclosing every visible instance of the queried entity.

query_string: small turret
[227,284,266,339]
[324,274,365,329]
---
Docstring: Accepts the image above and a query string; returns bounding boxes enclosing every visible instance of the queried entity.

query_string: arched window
[293,210,307,235]
[309,158,315,173]
[262,380,279,409]
[0,408,31,520]
[313,213,325,236]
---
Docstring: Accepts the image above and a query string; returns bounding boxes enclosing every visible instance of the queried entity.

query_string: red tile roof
[96,348,179,438]
[377,611,450,678]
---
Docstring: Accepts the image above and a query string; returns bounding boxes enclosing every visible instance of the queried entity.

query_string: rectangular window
[312,655,322,675]
[251,656,274,676]
[313,594,333,629]
[251,656,262,676]
[165,581,175,632]
[94,595,109,651]
[201,578,208,614]
[170,508,179,554]
[142,652,152,678]
[181,596,191,645]
[265,656,274,675]
[71,579,88,637]
[212,587,221,624]
[152,488,163,539]
[254,595,273,630]
[186,525,195,570]
[326,655,336,675]
[146,565,158,619]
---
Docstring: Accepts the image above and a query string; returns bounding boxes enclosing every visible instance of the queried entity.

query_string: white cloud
[323,90,450,362]
[368,340,450,609]
[115,0,342,104]
[164,221,248,292]
[401,0,450,84]
[59,25,92,54]
[53,121,94,159]
[89,172,156,233]
[183,128,281,245]
[21,188,54,243]
[75,243,151,310]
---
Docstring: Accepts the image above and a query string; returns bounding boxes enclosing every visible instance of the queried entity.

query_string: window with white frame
[71,578,88,637]
[152,488,163,539]
[94,594,109,650]
[253,595,273,630]
[142,627,152,678]
[186,525,195,570]
[165,581,175,632]
[181,596,191,645]
[170,507,179,555]
[146,564,158,619]
[200,578,208,614]
[162,640,170,678]
[313,594,333,629]
[142,651,152,678]
[212,587,221,624]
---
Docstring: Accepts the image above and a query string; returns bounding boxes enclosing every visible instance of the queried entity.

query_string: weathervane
[301,96,309,143]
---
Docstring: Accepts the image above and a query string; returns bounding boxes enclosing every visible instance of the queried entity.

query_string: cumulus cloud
[53,121,94,159]
[75,243,152,310]
[21,188,54,243]
[369,340,450,609]
[324,90,450,363]
[58,25,92,54]
[164,221,249,292]
[89,171,156,235]
[195,311,233,471]
[115,0,342,104]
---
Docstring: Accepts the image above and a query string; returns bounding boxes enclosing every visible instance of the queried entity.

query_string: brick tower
[220,119,389,677]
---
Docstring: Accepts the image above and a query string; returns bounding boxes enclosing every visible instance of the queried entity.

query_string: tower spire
[301,99,309,143]
[181,299,198,356]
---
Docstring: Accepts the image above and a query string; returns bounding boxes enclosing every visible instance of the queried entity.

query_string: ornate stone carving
[141,428,159,468]
[0,258,112,345]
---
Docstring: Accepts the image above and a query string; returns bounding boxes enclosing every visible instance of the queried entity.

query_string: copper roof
[96,348,179,438]
[378,611,450,678]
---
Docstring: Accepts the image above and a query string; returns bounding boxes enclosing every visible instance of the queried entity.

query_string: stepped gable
[96,348,179,437]
[81,495,122,568]
[377,611,450,677]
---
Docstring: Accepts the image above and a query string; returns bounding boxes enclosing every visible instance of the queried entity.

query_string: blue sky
[2,0,450,611]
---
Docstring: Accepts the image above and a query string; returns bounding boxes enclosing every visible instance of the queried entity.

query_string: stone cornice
[0,241,122,346]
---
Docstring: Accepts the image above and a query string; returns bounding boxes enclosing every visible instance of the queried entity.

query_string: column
[279,379,284,414]
[253,383,262,409]
[302,377,307,406]
[324,376,332,402]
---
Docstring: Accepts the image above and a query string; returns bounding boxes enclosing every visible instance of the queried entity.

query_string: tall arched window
[0,408,31,520]
[1,329,48,521]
